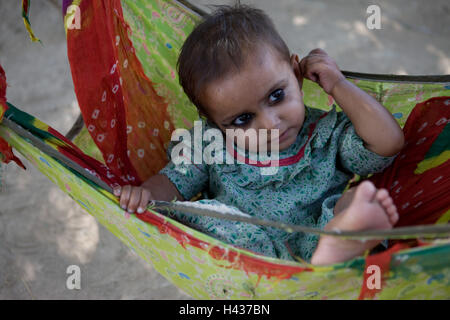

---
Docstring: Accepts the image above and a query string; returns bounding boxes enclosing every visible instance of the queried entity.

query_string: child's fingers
[137,188,153,214]
[301,60,320,82]
[308,48,327,56]
[305,66,319,82]
[299,56,311,80]
[119,185,132,210]
[113,186,121,196]
[127,187,143,213]
[299,56,322,82]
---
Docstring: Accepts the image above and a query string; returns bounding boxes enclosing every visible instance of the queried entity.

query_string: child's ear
[291,54,303,91]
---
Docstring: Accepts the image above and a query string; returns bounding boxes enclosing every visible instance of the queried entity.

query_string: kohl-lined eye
[232,113,253,126]
[269,88,285,104]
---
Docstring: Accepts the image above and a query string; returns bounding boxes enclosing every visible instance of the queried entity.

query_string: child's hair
[177,3,291,116]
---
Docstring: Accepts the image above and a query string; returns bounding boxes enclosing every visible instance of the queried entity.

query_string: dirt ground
[0,0,448,299]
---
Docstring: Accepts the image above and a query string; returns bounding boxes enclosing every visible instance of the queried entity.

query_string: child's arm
[299,48,404,157]
[113,174,184,214]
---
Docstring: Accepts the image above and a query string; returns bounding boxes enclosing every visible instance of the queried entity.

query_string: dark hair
[177,4,291,116]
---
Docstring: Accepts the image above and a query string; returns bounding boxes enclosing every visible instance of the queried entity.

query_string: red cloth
[66,0,175,187]
[0,64,26,170]
[357,97,450,299]
[358,242,413,300]
[369,97,450,227]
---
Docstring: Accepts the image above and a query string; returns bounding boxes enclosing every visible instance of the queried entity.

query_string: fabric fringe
[22,0,41,43]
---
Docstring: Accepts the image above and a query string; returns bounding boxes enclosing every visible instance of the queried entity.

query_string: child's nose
[259,110,281,131]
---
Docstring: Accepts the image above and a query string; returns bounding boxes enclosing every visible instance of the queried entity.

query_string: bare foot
[310,181,399,265]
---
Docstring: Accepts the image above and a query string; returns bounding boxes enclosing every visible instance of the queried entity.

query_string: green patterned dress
[160,106,397,261]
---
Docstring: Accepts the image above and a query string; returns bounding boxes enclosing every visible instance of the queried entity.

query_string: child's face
[201,45,305,152]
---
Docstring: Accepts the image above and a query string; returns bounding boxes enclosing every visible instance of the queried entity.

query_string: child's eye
[232,113,253,126]
[269,89,285,105]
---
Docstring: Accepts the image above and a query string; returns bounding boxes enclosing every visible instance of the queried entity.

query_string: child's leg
[310,180,399,265]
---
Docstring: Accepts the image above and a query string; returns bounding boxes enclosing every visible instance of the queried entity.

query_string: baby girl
[114,4,404,265]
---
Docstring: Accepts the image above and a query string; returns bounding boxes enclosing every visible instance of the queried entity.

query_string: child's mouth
[278,128,290,143]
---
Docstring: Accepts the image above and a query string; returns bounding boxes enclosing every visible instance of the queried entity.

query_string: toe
[387,206,399,225]
[355,181,377,202]
[381,197,393,208]
[387,206,397,215]
[375,188,390,202]
[390,212,399,225]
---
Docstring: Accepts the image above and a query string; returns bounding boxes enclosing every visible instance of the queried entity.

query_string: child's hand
[299,48,346,95]
[113,185,154,214]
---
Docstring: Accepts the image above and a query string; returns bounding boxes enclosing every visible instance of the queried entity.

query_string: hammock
[0,0,449,299]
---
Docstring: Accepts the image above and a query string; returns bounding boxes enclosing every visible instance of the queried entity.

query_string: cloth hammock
[0,0,449,299]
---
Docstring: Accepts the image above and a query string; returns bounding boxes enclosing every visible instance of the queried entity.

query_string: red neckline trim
[226,122,318,167]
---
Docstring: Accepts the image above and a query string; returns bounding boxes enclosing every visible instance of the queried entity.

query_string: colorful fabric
[22,0,40,42]
[368,96,450,227]
[66,0,179,186]
[0,64,26,169]
[160,105,396,261]
[1,97,449,300]
[62,0,449,299]
[65,0,450,192]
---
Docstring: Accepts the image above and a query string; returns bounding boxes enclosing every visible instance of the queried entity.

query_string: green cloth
[160,106,397,261]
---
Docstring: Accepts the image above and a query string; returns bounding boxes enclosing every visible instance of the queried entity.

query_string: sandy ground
[0,0,448,299]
